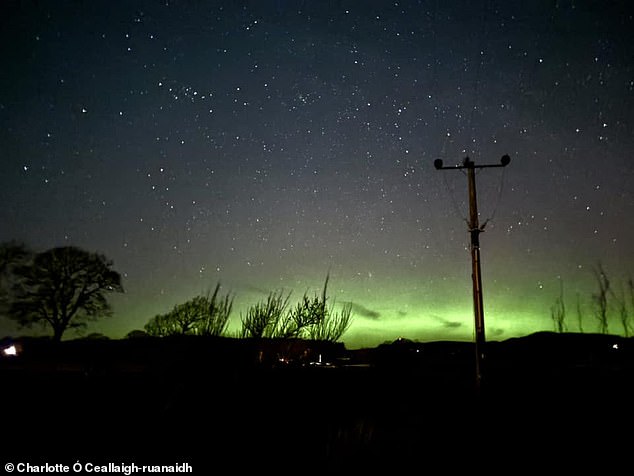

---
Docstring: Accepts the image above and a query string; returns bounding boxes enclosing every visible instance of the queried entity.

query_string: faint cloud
[429,314,463,329]
[489,327,505,337]
[238,283,286,297]
[344,302,381,320]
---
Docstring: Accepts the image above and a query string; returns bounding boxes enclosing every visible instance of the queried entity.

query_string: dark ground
[1,332,633,473]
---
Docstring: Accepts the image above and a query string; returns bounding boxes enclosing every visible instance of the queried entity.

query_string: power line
[441,167,468,226]
[480,165,508,230]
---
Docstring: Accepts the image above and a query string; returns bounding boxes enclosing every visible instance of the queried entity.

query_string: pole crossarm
[434,154,510,395]
[434,155,510,171]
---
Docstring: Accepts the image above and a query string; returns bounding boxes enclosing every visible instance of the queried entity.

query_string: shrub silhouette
[239,289,290,338]
[240,275,352,342]
[144,283,233,337]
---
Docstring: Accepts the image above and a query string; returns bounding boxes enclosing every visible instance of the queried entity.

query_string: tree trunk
[52,325,65,342]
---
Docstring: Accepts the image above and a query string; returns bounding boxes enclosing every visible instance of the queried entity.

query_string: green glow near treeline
[83,245,633,350]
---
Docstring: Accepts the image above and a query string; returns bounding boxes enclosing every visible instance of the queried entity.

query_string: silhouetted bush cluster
[238,275,352,343]
[144,283,233,337]
[144,275,353,344]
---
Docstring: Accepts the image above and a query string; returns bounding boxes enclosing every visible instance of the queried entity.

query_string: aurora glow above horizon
[1,1,633,349]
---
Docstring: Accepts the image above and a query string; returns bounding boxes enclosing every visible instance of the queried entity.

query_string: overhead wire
[465,0,491,147]
[479,165,507,230]
[468,0,508,231]
[431,1,509,231]
[430,0,468,224]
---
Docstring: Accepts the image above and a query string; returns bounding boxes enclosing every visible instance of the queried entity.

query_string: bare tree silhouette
[576,292,584,333]
[0,241,32,317]
[629,278,634,330]
[5,246,123,341]
[592,264,610,334]
[550,279,566,333]
[610,282,632,337]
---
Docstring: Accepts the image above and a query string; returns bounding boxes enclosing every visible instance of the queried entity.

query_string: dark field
[2,332,633,473]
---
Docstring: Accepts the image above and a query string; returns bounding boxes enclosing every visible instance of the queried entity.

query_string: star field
[1,0,633,348]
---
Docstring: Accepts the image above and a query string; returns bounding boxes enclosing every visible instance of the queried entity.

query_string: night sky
[1,0,633,348]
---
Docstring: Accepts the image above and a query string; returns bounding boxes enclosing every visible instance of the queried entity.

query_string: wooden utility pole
[434,155,510,394]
